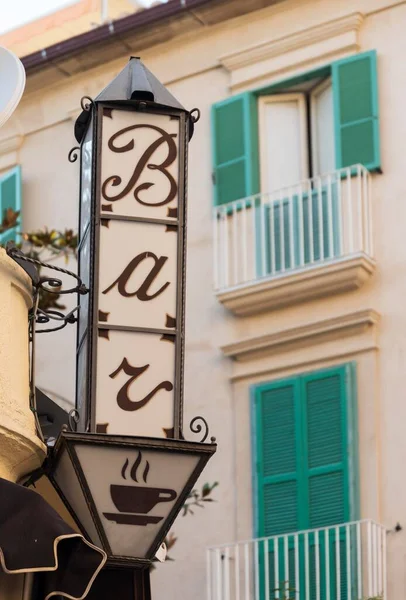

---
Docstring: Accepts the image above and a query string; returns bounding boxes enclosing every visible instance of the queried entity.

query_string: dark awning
[0,478,106,599]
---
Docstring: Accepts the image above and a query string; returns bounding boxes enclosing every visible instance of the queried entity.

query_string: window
[211,50,380,206]
[0,166,22,244]
[253,364,359,598]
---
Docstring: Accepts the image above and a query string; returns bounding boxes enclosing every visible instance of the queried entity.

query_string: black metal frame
[75,99,190,439]
[48,431,216,564]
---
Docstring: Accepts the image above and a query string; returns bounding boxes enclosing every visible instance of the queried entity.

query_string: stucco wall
[0,249,46,483]
[2,0,406,598]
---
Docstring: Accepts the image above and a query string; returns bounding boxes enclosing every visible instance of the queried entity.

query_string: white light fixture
[0,46,26,129]
[48,432,215,564]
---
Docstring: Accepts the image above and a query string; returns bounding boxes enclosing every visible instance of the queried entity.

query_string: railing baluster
[222,207,229,288]
[368,172,373,256]
[367,520,372,597]
[289,189,295,270]
[315,530,320,600]
[254,540,259,600]
[357,164,363,253]
[244,543,250,600]
[264,539,270,600]
[274,537,279,600]
[325,528,330,600]
[269,195,276,275]
[357,521,362,600]
[346,524,351,600]
[373,523,378,596]
[261,197,267,277]
[224,547,230,600]
[294,534,300,600]
[298,184,305,266]
[305,532,309,600]
[377,523,382,596]
[242,200,248,282]
[346,167,354,254]
[317,176,324,261]
[216,548,222,600]
[213,208,219,290]
[235,544,240,600]
[327,173,334,258]
[284,536,289,598]
[382,525,387,600]
[335,526,340,600]
[280,197,285,272]
[362,166,368,254]
[252,195,258,279]
[232,203,238,285]
[207,549,212,600]
[336,170,343,255]
[308,179,314,264]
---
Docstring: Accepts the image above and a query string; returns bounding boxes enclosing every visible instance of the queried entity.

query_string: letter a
[102,252,170,301]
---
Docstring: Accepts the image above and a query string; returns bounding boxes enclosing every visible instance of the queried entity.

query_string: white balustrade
[207,520,386,600]
[213,165,373,292]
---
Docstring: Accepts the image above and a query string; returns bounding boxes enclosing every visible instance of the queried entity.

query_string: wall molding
[219,12,364,71]
[0,134,24,172]
[221,308,380,363]
[219,12,364,90]
[217,255,376,316]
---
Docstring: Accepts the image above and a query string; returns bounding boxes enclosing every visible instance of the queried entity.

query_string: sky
[0,0,77,35]
[0,0,159,36]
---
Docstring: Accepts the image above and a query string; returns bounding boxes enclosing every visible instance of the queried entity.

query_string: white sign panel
[75,444,200,558]
[98,220,177,330]
[95,330,175,437]
[100,108,179,220]
[93,107,181,437]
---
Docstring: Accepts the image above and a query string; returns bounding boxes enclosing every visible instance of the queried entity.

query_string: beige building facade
[1,0,406,598]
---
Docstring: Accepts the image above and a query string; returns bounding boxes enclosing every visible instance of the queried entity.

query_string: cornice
[0,134,24,157]
[219,12,364,72]
[217,254,376,316]
[221,309,380,362]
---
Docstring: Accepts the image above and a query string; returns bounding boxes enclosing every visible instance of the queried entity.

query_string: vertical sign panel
[98,220,177,329]
[94,107,182,437]
[100,108,179,221]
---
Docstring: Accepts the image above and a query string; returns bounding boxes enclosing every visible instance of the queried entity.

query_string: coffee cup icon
[110,484,177,514]
[103,453,178,526]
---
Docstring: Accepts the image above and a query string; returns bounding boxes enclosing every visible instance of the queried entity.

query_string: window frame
[310,77,335,177]
[258,93,309,195]
[0,165,22,245]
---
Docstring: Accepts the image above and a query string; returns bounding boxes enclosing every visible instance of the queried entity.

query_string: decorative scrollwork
[68,146,80,163]
[34,307,78,334]
[189,416,215,443]
[80,96,94,112]
[190,108,201,123]
[6,245,88,336]
[68,409,80,432]
[6,249,88,296]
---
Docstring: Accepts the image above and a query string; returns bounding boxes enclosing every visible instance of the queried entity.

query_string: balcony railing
[213,165,373,293]
[207,520,386,600]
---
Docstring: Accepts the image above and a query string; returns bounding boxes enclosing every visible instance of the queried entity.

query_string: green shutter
[301,366,350,529]
[332,50,380,171]
[255,379,302,537]
[0,166,22,244]
[254,364,357,536]
[254,365,358,600]
[211,93,259,206]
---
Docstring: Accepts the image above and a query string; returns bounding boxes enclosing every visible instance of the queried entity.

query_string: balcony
[213,166,375,316]
[207,520,386,600]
